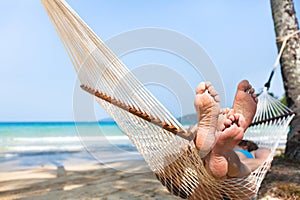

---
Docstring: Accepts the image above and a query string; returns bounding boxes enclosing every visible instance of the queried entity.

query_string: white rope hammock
[41,0,295,199]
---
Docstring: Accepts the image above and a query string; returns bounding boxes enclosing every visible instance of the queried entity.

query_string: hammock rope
[41,0,295,199]
[264,29,300,90]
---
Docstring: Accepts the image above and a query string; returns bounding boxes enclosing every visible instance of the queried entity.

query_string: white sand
[0,159,179,200]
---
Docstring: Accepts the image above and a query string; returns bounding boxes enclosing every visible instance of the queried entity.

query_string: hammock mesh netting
[41,0,295,199]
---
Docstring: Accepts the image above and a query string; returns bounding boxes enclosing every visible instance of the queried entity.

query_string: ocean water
[0,122,142,170]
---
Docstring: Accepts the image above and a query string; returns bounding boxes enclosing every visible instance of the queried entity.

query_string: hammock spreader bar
[249,111,296,126]
[81,84,193,138]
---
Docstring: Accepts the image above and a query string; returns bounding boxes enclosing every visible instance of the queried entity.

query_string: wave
[3,136,80,143]
[4,145,84,152]
[0,135,130,143]
[0,135,135,154]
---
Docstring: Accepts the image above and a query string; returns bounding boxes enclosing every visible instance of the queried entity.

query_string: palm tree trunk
[270,0,300,161]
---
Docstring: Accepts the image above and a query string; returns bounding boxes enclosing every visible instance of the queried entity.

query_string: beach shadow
[57,166,66,177]
[0,161,178,200]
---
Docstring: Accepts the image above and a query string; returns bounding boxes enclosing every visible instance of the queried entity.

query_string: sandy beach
[0,159,179,200]
[0,156,299,200]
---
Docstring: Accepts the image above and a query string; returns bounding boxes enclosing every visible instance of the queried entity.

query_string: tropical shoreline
[0,122,298,199]
[0,158,178,200]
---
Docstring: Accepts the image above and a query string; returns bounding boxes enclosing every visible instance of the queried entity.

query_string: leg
[233,80,258,130]
[205,114,250,179]
[194,82,220,158]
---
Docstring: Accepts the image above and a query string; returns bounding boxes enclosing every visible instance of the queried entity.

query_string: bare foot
[194,82,220,158]
[206,115,246,179]
[217,108,235,131]
[233,80,258,130]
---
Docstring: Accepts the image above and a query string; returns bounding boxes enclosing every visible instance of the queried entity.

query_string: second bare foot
[206,118,245,179]
[194,82,220,158]
[233,80,258,130]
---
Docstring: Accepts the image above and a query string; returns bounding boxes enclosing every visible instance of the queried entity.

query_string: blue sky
[0,0,299,122]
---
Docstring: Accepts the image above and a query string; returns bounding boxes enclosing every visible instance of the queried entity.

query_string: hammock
[41,0,295,199]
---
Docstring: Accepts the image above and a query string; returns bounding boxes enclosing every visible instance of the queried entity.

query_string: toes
[252,93,258,103]
[220,108,230,115]
[245,84,252,93]
[196,82,212,95]
[207,84,220,103]
[205,82,212,88]
[237,80,258,102]
[227,114,235,122]
[208,85,217,96]
[250,91,259,104]
[249,87,255,94]
[196,82,207,94]
[228,109,235,116]
[214,95,220,103]
[223,118,232,127]
[220,108,226,115]
[196,82,220,103]
[237,80,251,92]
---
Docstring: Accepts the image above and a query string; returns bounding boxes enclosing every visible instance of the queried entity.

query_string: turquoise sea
[0,122,142,170]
